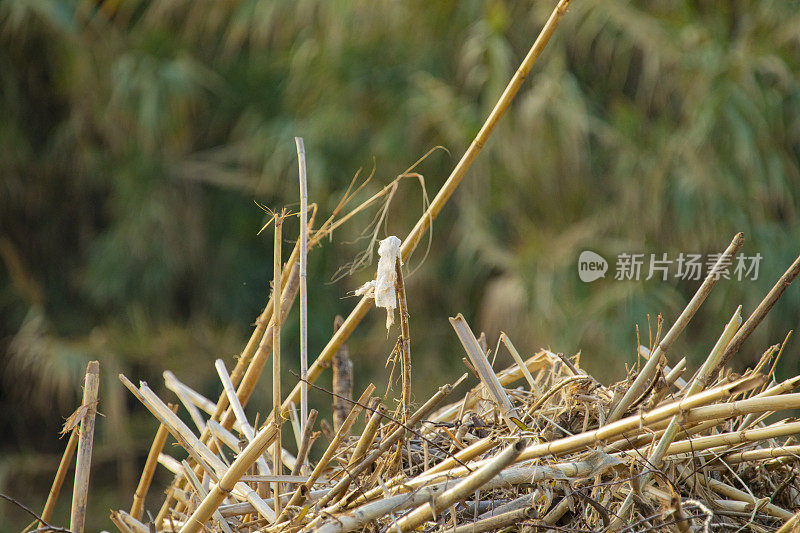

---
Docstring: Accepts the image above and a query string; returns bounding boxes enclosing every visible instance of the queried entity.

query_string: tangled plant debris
[9,1,800,532]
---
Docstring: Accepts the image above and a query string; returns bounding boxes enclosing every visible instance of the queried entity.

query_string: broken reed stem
[165,375,207,434]
[217,263,300,438]
[350,398,384,467]
[40,427,79,526]
[417,375,760,484]
[179,423,279,533]
[451,506,536,533]
[181,460,234,533]
[290,409,318,478]
[119,375,276,522]
[450,314,520,430]
[395,257,411,423]
[608,304,744,529]
[332,316,353,433]
[70,360,100,533]
[315,382,454,513]
[688,306,743,392]
[279,0,571,423]
[709,252,800,383]
[130,403,178,520]
[159,228,308,522]
[215,359,270,475]
[110,510,147,533]
[394,439,526,531]
[500,332,537,393]
[272,213,284,516]
[776,510,800,533]
[296,137,309,436]
[607,232,745,423]
[328,397,385,502]
[279,385,376,521]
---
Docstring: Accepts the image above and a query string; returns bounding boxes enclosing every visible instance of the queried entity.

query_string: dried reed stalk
[278,0,573,425]
[289,409,318,478]
[296,137,309,435]
[500,332,537,392]
[130,403,178,520]
[40,427,79,526]
[709,252,800,382]
[450,314,520,430]
[395,257,412,422]
[607,232,745,423]
[315,382,454,513]
[159,238,305,520]
[110,510,148,533]
[609,304,744,527]
[693,471,794,520]
[279,385,376,520]
[662,420,800,456]
[272,213,284,515]
[203,219,309,434]
[179,423,279,533]
[217,263,300,437]
[70,360,100,533]
[776,510,800,533]
[452,505,536,533]
[181,460,234,533]
[215,359,270,475]
[393,439,525,531]
[119,375,276,521]
[421,375,759,482]
[327,397,384,502]
[350,397,384,467]
[331,316,353,433]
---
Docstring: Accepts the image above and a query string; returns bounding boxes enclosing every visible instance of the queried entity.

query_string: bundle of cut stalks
[17,2,800,532]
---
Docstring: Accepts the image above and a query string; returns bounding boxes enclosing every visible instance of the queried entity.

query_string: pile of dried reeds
[13,1,800,532]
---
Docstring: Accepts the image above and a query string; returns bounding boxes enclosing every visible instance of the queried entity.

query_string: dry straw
[23,1,800,531]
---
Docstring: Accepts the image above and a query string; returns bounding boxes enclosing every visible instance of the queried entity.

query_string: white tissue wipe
[355,236,402,330]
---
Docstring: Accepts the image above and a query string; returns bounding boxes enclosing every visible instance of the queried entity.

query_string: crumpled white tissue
[355,236,402,329]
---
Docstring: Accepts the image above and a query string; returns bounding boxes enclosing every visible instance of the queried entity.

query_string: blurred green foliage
[1,0,799,529]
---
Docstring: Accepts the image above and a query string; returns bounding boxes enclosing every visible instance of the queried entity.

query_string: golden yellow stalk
[272,213,284,515]
[70,361,100,533]
[40,427,79,526]
[278,0,574,426]
[130,403,178,520]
